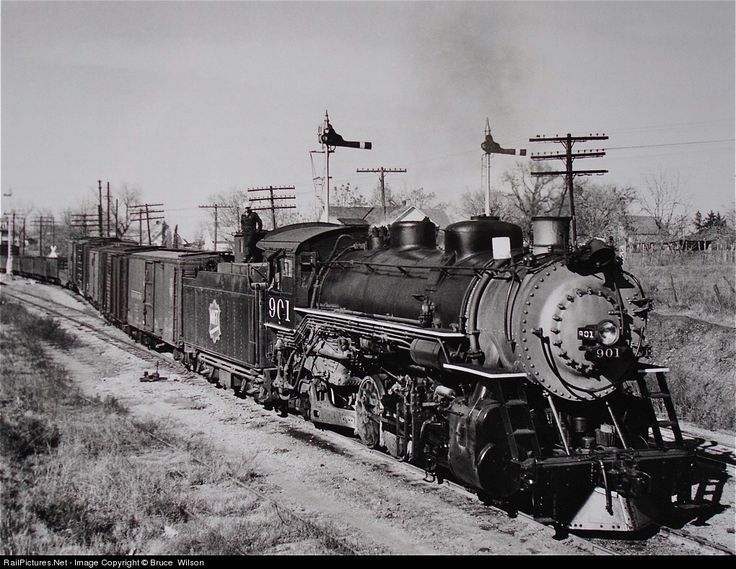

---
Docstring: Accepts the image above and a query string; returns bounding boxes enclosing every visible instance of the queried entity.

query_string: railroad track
[3,281,733,555]
[1,284,181,372]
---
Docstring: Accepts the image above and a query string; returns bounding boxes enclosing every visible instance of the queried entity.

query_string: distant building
[677,225,736,251]
[624,215,664,250]
[328,203,451,229]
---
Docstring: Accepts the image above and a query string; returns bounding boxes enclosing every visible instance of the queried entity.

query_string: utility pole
[316,111,372,223]
[32,215,54,256]
[481,119,526,217]
[129,203,165,245]
[356,167,406,223]
[71,213,99,236]
[97,180,104,237]
[529,132,608,246]
[10,213,15,272]
[3,213,24,271]
[106,182,111,237]
[1,189,12,278]
[247,186,296,230]
[198,203,235,251]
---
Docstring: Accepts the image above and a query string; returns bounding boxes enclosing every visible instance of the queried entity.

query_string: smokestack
[532,216,571,255]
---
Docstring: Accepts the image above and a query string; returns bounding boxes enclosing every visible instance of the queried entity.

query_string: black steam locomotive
[7,215,697,533]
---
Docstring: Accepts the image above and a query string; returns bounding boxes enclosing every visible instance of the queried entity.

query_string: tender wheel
[355,375,385,448]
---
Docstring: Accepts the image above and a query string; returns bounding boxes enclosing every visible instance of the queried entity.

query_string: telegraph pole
[97,180,104,236]
[129,203,164,245]
[71,213,99,236]
[32,216,54,256]
[198,203,236,251]
[356,167,406,222]
[247,186,296,230]
[529,132,608,246]
[106,182,111,237]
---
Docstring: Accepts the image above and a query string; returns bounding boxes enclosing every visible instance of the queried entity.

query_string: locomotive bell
[532,216,571,255]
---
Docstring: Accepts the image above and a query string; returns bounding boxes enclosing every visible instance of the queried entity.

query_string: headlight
[597,320,620,346]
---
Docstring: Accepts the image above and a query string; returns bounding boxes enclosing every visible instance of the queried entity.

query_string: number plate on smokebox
[577,326,622,358]
[577,327,596,342]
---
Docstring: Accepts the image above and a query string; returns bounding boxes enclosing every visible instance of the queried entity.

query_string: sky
[2,0,734,240]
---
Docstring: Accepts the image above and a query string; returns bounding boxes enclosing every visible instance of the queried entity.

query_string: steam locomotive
[5,215,698,533]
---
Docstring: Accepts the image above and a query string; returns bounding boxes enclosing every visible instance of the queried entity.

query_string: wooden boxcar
[70,237,131,294]
[126,249,225,347]
[103,245,158,325]
[88,242,148,311]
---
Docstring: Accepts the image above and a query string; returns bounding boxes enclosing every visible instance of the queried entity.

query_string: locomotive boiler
[259,216,694,532]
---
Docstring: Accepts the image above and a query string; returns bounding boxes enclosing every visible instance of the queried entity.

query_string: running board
[442,363,528,380]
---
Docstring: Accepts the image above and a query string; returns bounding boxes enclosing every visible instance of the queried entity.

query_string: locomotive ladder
[634,367,684,448]
[490,378,541,460]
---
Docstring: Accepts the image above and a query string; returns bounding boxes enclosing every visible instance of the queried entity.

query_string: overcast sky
[2,1,734,238]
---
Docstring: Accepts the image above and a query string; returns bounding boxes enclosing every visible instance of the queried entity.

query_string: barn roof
[626,215,660,236]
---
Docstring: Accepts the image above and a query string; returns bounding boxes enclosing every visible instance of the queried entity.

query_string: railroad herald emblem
[208,299,221,343]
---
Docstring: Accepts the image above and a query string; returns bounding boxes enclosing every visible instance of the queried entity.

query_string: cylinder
[532,217,571,255]
[410,338,445,369]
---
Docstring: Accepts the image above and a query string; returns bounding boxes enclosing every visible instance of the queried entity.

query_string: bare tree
[332,182,369,207]
[502,162,564,237]
[574,180,637,244]
[204,186,247,246]
[115,183,143,239]
[638,170,690,240]
[454,188,513,221]
[389,186,449,211]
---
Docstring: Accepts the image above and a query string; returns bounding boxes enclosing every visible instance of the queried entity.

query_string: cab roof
[257,223,366,254]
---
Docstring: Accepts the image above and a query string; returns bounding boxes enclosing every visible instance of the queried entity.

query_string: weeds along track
[1,284,360,555]
[3,281,734,556]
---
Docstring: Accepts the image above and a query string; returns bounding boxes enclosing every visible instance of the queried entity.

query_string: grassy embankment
[625,252,735,431]
[0,299,350,555]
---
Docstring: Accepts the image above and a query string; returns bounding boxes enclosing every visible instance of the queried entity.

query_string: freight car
[124,249,229,348]
[9,216,703,535]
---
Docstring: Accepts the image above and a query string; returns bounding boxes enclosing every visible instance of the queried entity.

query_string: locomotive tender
[8,215,698,533]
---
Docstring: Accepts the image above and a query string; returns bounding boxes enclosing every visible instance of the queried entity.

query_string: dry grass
[622,252,735,431]
[625,251,736,327]
[0,300,351,555]
[647,314,735,431]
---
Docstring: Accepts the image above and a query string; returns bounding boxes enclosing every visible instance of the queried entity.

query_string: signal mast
[313,111,372,222]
